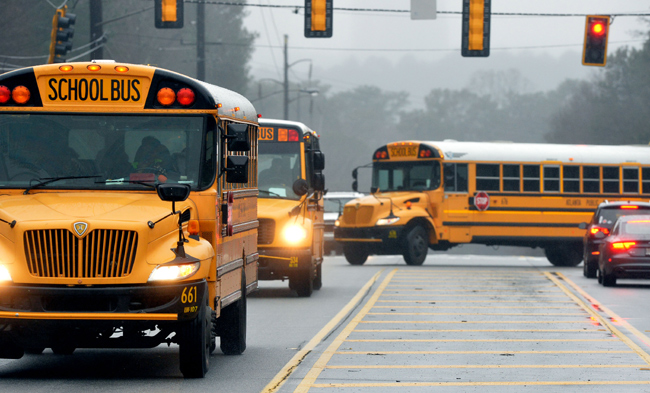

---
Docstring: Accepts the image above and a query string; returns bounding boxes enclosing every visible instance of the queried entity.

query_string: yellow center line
[335,350,630,355]
[387,284,556,288]
[311,380,650,388]
[383,289,563,293]
[367,312,586,316]
[354,329,607,332]
[359,320,590,324]
[377,300,575,303]
[260,270,384,393]
[544,272,650,366]
[292,269,397,393]
[372,305,580,309]
[557,272,650,351]
[345,338,618,342]
[381,294,569,297]
[325,364,644,369]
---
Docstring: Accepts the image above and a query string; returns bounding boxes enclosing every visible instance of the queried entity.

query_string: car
[597,214,650,286]
[323,191,364,255]
[580,201,650,278]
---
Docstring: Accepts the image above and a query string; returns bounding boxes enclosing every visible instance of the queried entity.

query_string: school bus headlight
[148,262,200,282]
[376,217,400,226]
[0,266,12,282]
[283,224,307,244]
[334,219,340,227]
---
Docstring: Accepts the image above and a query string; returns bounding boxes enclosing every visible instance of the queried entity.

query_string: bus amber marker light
[59,65,73,72]
[0,86,10,104]
[87,65,101,72]
[114,66,129,73]
[177,88,195,106]
[11,86,30,104]
[157,88,176,106]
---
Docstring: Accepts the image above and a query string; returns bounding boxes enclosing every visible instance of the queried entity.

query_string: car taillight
[589,226,610,237]
[611,241,636,252]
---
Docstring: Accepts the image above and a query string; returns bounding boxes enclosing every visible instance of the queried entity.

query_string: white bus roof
[417,140,650,165]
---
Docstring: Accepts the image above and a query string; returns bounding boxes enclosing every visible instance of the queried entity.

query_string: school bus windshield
[0,114,214,190]
[372,160,441,192]
[258,142,302,199]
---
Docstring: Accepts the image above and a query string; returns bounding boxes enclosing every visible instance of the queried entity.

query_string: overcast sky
[244,0,650,95]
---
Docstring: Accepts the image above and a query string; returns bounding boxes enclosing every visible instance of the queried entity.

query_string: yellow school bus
[0,61,258,378]
[256,119,325,297]
[335,140,650,266]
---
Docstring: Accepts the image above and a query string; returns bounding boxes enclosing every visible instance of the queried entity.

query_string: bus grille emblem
[73,222,88,237]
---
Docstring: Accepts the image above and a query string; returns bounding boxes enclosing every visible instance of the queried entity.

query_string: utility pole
[309,62,314,125]
[89,0,103,60]
[283,34,289,120]
[197,1,206,81]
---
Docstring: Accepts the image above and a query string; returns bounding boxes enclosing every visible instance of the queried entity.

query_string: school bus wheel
[52,345,75,355]
[544,243,583,267]
[313,263,322,290]
[179,290,211,378]
[219,271,247,355]
[289,267,314,297]
[403,225,428,266]
[343,243,369,265]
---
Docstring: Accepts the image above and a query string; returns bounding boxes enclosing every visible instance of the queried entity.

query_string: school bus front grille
[342,205,374,226]
[258,219,275,245]
[356,206,375,226]
[24,229,138,278]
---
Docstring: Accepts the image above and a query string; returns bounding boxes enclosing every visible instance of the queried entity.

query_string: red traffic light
[591,22,605,35]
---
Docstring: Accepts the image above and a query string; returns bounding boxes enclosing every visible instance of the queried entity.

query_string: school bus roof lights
[87,64,101,72]
[0,86,10,104]
[148,261,200,282]
[157,87,176,106]
[11,86,30,105]
[177,88,196,106]
[288,129,300,142]
[114,66,129,73]
[59,65,73,72]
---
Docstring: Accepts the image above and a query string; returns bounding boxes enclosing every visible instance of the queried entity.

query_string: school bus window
[258,142,302,199]
[523,165,540,192]
[475,164,499,191]
[372,160,440,192]
[602,166,620,193]
[502,164,520,192]
[623,167,639,193]
[642,168,650,194]
[583,165,600,193]
[543,166,560,193]
[563,166,580,193]
[444,163,468,193]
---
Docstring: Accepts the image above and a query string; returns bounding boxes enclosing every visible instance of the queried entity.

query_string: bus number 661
[181,286,197,304]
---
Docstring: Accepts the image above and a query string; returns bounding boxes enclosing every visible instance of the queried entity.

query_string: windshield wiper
[24,175,104,195]
[95,179,156,189]
[258,189,283,197]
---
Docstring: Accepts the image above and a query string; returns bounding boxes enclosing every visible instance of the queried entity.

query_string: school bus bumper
[258,248,313,280]
[334,226,405,244]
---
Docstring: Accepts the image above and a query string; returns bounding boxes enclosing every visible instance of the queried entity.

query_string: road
[0,253,649,392]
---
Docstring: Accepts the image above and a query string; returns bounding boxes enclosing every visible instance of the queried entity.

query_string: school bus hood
[257,198,301,220]
[340,192,427,227]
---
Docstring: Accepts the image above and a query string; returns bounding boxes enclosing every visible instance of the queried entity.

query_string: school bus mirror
[578,222,588,230]
[352,180,358,192]
[352,168,358,180]
[313,150,325,171]
[225,155,249,183]
[292,178,309,196]
[226,123,250,152]
[371,186,378,194]
[312,172,325,192]
[156,183,191,203]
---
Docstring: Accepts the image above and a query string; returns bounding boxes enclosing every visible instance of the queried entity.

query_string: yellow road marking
[359,320,590,324]
[325,364,643,369]
[345,338,618,342]
[260,270,384,393]
[293,269,397,393]
[387,284,555,288]
[311,380,650,388]
[355,329,606,332]
[381,294,569,297]
[377,299,574,303]
[336,350,632,355]
[372,305,579,309]
[384,289,562,293]
[367,312,585,316]
[557,272,650,350]
[544,272,650,366]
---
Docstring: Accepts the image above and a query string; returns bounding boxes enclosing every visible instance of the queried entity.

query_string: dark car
[597,215,650,286]
[580,201,650,278]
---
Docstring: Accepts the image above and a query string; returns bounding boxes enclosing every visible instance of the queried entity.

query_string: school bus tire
[24,347,45,355]
[179,290,211,378]
[219,271,247,355]
[290,267,314,297]
[313,263,322,290]
[51,346,75,355]
[545,243,582,267]
[343,244,368,265]
[403,225,428,266]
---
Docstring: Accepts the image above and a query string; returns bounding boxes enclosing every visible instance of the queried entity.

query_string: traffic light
[583,15,610,67]
[155,0,184,29]
[48,7,76,64]
[461,0,490,57]
[305,0,333,38]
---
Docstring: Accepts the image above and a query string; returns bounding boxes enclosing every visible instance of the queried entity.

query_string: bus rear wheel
[219,272,247,355]
[545,244,582,267]
[313,263,322,290]
[179,291,210,378]
[343,244,368,265]
[403,226,428,266]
